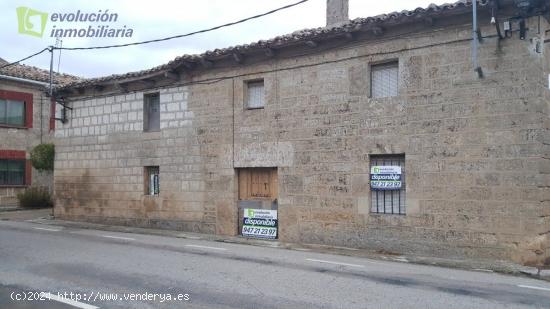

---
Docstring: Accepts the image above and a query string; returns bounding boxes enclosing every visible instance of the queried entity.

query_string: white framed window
[371,61,399,98]
[145,166,159,196]
[245,79,265,109]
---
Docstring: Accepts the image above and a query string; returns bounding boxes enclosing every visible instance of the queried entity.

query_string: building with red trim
[0,58,80,206]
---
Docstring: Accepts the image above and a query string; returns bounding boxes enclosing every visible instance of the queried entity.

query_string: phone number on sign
[242,226,277,237]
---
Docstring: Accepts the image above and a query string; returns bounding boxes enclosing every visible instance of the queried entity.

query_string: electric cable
[0,0,309,69]
[0,48,50,70]
[55,0,309,50]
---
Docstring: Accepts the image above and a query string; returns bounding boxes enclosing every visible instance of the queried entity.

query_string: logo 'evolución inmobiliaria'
[16,6,134,39]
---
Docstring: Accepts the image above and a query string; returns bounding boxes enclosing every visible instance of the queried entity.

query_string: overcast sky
[1,0,448,78]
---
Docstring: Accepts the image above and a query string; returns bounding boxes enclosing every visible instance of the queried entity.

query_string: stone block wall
[54,84,236,234]
[55,15,549,261]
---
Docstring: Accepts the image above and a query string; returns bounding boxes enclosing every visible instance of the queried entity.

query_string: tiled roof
[0,61,83,87]
[61,0,491,90]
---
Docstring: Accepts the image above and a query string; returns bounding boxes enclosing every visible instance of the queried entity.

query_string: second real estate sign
[242,209,278,239]
[370,166,402,190]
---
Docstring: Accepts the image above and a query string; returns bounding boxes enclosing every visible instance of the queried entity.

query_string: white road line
[185,244,227,251]
[40,292,98,309]
[176,234,202,239]
[101,235,135,241]
[32,227,61,232]
[472,268,493,272]
[306,258,365,268]
[518,284,550,292]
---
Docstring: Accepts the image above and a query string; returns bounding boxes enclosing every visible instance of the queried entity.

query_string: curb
[0,207,51,213]
[24,217,550,282]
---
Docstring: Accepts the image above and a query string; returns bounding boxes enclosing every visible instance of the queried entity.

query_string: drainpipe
[472,0,484,78]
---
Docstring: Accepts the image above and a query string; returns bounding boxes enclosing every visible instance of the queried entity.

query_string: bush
[16,187,53,209]
[30,143,55,171]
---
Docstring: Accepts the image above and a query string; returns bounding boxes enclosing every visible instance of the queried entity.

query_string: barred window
[370,154,405,214]
[246,80,265,109]
[371,61,399,98]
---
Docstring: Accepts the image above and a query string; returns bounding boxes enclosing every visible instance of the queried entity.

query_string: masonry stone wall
[0,81,53,206]
[55,15,549,262]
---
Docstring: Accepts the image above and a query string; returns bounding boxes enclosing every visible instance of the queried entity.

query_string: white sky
[0,0,448,78]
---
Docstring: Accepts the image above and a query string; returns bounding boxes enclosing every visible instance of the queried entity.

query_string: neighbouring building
[0,58,80,206]
[53,0,549,266]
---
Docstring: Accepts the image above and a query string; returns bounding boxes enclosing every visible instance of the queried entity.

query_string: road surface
[0,220,549,308]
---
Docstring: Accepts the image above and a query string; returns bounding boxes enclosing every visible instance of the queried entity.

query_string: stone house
[0,59,80,206]
[53,0,549,265]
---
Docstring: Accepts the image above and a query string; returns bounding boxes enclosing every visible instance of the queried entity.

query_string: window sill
[0,185,28,188]
[245,107,264,110]
[0,124,28,129]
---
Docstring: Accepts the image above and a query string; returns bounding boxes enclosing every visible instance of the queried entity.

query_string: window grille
[370,154,405,214]
[371,62,399,98]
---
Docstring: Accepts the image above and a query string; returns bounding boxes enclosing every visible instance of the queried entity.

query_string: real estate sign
[370,166,402,190]
[242,209,277,239]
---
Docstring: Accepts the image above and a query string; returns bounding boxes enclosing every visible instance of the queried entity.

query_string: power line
[55,0,309,51]
[0,48,50,70]
[0,1,308,69]
[0,0,308,72]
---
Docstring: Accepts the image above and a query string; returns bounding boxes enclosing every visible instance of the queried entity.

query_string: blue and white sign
[370,166,402,190]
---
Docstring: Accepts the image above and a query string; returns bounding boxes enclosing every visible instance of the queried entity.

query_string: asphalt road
[0,220,549,309]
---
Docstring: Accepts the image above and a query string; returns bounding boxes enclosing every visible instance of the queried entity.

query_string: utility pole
[48,45,54,97]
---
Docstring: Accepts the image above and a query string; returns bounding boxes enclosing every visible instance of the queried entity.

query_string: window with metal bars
[370,154,405,215]
[371,61,399,98]
[245,79,265,109]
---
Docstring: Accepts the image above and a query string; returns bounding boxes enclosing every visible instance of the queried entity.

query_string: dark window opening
[0,99,25,126]
[144,93,160,132]
[0,160,25,186]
